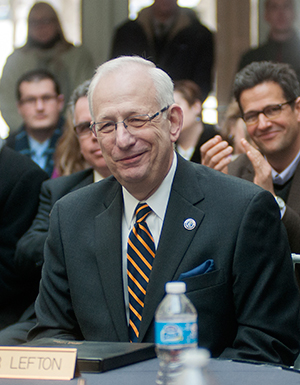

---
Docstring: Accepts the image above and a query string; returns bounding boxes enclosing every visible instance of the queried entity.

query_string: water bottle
[176,348,213,385]
[155,281,198,385]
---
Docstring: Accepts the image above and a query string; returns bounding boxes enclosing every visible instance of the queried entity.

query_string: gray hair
[88,56,174,120]
[69,79,91,124]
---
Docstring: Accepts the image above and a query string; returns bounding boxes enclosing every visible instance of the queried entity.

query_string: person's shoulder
[2,46,35,68]
[114,18,141,34]
[43,168,93,190]
[54,174,119,209]
[0,146,48,178]
[5,132,17,148]
[6,128,30,152]
[203,123,219,136]
[180,7,213,35]
[3,47,24,61]
[178,156,262,202]
[1,145,29,165]
[238,43,270,70]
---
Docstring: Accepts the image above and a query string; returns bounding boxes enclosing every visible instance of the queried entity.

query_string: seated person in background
[28,56,300,367]
[0,1,94,132]
[51,80,107,178]
[5,69,64,177]
[0,80,111,345]
[201,61,300,285]
[0,138,47,330]
[174,79,218,163]
[220,99,249,160]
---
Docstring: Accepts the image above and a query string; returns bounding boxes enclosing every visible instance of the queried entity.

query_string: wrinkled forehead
[92,67,157,116]
[19,79,56,96]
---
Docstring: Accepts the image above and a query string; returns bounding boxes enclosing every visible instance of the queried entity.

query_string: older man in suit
[29,56,300,366]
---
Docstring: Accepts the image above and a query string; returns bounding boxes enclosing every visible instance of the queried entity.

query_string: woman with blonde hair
[52,109,88,177]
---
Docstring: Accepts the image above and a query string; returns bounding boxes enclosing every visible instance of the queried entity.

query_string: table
[1,358,300,384]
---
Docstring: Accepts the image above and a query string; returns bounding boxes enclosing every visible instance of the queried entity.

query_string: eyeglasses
[74,121,92,137]
[29,18,56,27]
[242,100,295,126]
[19,94,58,107]
[90,106,169,137]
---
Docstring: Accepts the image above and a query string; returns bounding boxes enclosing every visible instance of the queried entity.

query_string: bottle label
[155,321,198,346]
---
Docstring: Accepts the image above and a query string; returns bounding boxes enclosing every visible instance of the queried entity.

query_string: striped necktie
[127,203,155,342]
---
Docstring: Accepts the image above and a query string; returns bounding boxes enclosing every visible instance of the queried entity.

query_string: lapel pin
[183,218,196,230]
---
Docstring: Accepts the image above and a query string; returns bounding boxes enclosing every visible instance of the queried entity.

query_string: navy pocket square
[179,259,215,280]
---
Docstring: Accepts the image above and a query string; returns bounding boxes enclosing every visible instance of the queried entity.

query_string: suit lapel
[139,157,205,340]
[94,181,129,341]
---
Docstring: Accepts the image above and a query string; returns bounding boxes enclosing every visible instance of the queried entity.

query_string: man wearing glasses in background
[6,69,64,177]
[28,56,300,366]
[201,61,300,285]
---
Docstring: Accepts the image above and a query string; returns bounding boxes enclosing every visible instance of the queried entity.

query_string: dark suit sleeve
[219,190,300,364]
[282,207,300,287]
[14,180,53,278]
[28,201,83,341]
[282,208,300,253]
[0,157,48,304]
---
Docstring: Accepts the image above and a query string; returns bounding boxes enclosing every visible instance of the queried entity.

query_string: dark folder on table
[25,338,156,373]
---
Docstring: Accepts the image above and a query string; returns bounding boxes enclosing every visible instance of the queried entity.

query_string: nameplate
[0,346,77,380]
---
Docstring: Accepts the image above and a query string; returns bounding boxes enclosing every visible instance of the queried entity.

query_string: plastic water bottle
[155,281,198,385]
[176,348,213,385]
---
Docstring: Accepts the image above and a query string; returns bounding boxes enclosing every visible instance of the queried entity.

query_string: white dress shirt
[271,149,300,185]
[121,152,178,322]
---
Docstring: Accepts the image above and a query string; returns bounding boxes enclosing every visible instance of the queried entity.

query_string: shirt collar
[28,136,50,157]
[123,151,178,229]
[271,149,300,185]
[93,170,104,183]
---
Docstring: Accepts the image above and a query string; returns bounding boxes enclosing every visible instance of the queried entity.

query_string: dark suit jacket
[15,168,94,285]
[228,154,300,254]
[0,146,48,329]
[238,33,300,86]
[175,124,218,164]
[29,156,300,366]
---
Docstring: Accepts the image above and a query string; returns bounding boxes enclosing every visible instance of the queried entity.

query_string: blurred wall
[81,0,128,68]
[216,0,250,118]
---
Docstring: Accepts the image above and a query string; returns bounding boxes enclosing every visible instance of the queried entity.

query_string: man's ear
[294,97,300,122]
[57,94,64,112]
[168,104,183,143]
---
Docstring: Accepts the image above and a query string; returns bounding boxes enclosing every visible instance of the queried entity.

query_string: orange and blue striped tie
[127,203,155,342]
